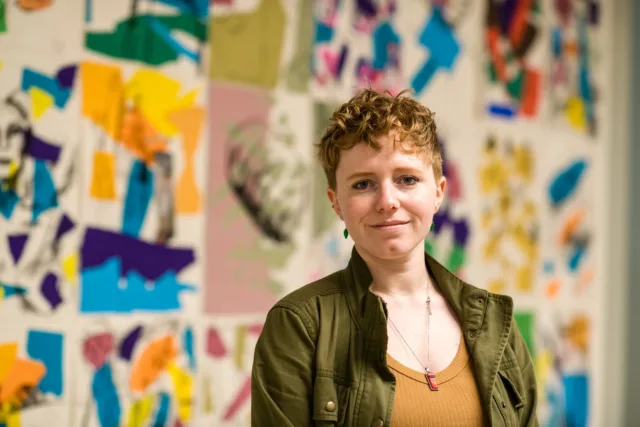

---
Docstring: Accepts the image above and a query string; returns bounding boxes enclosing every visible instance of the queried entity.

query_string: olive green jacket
[251,248,539,426]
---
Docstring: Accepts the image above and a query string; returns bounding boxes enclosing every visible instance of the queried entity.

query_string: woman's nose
[375,182,400,212]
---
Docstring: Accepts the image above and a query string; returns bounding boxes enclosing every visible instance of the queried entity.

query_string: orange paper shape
[17,0,53,11]
[168,106,204,214]
[90,151,117,200]
[129,335,177,393]
[120,106,168,164]
[80,62,125,140]
[0,358,46,405]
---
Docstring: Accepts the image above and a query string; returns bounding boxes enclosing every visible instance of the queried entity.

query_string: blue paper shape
[26,330,64,396]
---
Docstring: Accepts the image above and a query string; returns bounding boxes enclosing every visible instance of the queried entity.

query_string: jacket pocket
[492,367,526,427]
[312,375,351,426]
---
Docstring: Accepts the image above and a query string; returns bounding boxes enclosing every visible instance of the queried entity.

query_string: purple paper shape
[80,227,195,281]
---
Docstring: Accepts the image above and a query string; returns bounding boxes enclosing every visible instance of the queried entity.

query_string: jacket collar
[341,246,509,347]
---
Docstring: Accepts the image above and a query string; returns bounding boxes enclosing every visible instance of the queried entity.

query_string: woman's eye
[353,181,370,190]
[400,176,418,185]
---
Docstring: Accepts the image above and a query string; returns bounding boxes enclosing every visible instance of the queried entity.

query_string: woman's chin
[361,238,425,260]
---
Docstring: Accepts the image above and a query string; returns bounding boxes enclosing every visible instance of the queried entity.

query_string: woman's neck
[358,244,431,297]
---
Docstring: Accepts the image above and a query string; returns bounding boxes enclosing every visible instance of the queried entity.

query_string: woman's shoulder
[272,269,347,312]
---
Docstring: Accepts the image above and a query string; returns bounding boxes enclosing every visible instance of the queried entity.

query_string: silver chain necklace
[386,282,439,391]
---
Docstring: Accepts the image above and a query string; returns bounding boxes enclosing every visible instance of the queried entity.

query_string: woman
[251,89,538,426]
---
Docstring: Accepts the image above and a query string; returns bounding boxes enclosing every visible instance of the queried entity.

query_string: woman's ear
[326,187,343,221]
[435,176,447,211]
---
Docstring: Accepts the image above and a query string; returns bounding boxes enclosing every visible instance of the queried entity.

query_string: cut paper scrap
[514,312,535,357]
[61,252,79,285]
[411,8,461,95]
[121,159,154,238]
[85,12,208,66]
[0,0,6,33]
[26,330,63,396]
[89,151,117,200]
[548,159,588,207]
[206,327,227,358]
[167,361,193,421]
[21,65,77,110]
[126,394,155,427]
[29,87,54,120]
[563,374,589,427]
[119,106,168,164]
[80,61,125,139]
[80,257,196,313]
[80,227,196,313]
[209,0,285,88]
[17,0,54,11]
[222,376,251,421]
[129,335,177,393]
[168,106,204,214]
[83,332,114,369]
[0,347,45,404]
[92,363,121,427]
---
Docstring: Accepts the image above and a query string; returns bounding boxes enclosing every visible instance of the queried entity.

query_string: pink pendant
[425,370,439,391]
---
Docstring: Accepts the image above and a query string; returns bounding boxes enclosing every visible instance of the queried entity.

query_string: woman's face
[327,133,446,262]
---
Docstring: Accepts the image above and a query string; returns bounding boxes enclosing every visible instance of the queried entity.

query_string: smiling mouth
[371,221,410,229]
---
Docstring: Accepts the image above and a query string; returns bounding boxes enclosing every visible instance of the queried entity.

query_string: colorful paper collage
[550,0,601,135]
[482,0,545,120]
[0,57,81,319]
[0,0,608,425]
[477,135,539,294]
[74,318,196,427]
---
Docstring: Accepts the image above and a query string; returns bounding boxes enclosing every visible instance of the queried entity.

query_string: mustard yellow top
[386,340,487,427]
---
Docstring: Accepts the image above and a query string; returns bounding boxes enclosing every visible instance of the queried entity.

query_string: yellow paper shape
[167,362,193,421]
[7,161,18,180]
[61,252,78,285]
[125,70,197,136]
[29,87,54,119]
[168,107,204,214]
[565,96,586,131]
[80,62,125,140]
[479,161,506,193]
[0,343,19,382]
[203,374,214,414]
[515,265,533,292]
[209,0,285,88]
[535,350,553,387]
[0,61,4,72]
[90,151,117,200]
[5,411,21,427]
[566,315,589,354]
[234,325,248,370]
[126,395,154,427]
[512,145,533,181]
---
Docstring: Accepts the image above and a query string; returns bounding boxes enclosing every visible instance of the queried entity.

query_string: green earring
[343,228,349,239]
[430,221,434,232]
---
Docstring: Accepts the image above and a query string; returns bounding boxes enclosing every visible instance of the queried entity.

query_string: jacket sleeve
[251,305,316,427]
[510,317,540,427]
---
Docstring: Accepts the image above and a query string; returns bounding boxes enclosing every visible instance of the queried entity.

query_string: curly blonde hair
[316,88,442,190]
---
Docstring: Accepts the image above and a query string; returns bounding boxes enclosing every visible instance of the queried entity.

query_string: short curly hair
[316,88,442,190]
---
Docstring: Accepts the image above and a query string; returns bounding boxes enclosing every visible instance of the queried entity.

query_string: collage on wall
[0,0,603,426]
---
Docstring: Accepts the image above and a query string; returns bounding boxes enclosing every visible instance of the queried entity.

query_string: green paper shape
[0,0,6,33]
[514,311,536,357]
[343,228,349,239]
[424,239,436,257]
[446,243,466,273]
